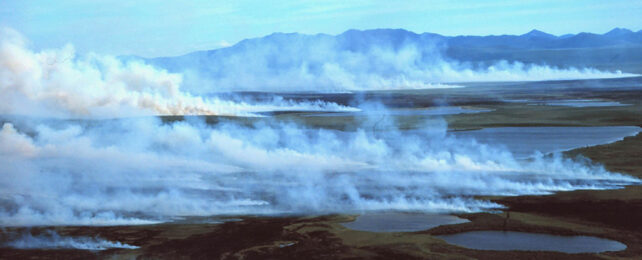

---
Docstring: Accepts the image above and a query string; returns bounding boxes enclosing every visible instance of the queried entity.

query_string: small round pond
[436,231,626,253]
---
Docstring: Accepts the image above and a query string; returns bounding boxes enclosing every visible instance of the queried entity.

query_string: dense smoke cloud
[0,27,639,228]
[0,28,356,118]
[0,117,636,226]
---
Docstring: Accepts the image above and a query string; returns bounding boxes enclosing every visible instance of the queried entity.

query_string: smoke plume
[153,32,636,92]
[0,117,636,226]
[2,230,138,250]
[0,28,357,118]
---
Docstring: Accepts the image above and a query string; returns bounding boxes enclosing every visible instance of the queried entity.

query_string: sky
[1,0,641,57]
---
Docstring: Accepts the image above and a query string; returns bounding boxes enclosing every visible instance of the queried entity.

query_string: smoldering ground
[0,229,138,250]
[0,116,637,226]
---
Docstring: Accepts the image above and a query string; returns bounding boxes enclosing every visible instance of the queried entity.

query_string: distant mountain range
[329,27,642,50]
[143,28,642,83]
[148,28,642,61]
[446,28,642,49]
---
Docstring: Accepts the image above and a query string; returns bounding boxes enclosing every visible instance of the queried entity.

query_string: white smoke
[165,33,636,93]
[0,27,638,227]
[0,28,357,118]
[428,60,632,83]
[0,116,636,226]
[3,230,138,250]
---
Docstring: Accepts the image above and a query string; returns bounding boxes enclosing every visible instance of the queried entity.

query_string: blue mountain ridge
[151,28,642,59]
[139,28,642,76]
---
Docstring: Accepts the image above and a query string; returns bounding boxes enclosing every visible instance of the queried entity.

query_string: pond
[529,100,629,107]
[452,126,641,158]
[436,231,626,253]
[341,212,469,232]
